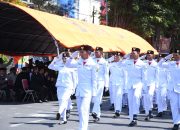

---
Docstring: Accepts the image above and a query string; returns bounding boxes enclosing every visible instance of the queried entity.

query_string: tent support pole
[54,39,60,56]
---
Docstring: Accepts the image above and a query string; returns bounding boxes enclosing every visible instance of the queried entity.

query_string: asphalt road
[0,98,174,130]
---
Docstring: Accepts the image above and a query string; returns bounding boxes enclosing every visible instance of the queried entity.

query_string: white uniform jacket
[124,59,146,89]
[94,57,109,87]
[109,61,126,87]
[156,63,169,89]
[48,58,77,98]
[163,61,180,93]
[66,57,98,97]
[143,60,158,89]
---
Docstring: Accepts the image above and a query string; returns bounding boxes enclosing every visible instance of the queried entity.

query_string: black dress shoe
[145,114,154,121]
[128,120,137,127]
[94,117,100,122]
[92,112,97,119]
[145,116,149,121]
[56,113,60,120]
[149,114,154,118]
[172,124,179,130]
[113,111,120,118]
[148,110,154,119]
[156,112,163,117]
[58,121,67,125]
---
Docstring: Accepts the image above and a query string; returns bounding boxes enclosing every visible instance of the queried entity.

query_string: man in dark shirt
[30,66,48,102]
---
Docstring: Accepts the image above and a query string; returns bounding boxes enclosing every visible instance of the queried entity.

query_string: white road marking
[10,123,23,127]
[10,119,45,128]
[29,119,45,123]
[30,113,52,117]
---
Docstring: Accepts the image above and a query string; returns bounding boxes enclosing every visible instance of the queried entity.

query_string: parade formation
[47,45,180,130]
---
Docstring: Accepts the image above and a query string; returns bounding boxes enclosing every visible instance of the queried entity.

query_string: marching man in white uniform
[162,49,180,130]
[155,54,168,118]
[48,52,77,124]
[109,52,126,118]
[67,45,98,130]
[92,47,109,122]
[143,50,158,121]
[125,47,146,127]
[108,55,115,111]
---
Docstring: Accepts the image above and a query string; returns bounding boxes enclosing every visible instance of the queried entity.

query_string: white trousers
[143,85,155,115]
[169,91,180,124]
[57,88,70,121]
[128,87,142,121]
[77,96,91,130]
[109,82,114,104]
[67,98,73,110]
[113,85,123,112]
[157,87,167,113]
[92,81,104,117]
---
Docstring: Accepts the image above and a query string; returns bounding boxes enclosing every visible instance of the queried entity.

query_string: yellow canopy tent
[0,2,157,56]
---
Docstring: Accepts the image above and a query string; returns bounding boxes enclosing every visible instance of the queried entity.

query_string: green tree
[107,0,180,50]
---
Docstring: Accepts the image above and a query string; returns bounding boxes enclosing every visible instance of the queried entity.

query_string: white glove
[164,54,173,60]
[52,55,61,63]
[108,56,114,62]
[139,55,146,60]
[71,51,79,58]
[123,53,130,59]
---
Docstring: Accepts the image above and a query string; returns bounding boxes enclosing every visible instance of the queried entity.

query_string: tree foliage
[107,0,180,49]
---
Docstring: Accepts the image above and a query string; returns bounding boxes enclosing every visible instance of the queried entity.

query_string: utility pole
[92,6,95,24]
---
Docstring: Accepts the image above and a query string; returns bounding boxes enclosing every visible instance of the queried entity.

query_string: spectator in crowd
[0,67,10,101]
[44,68,56,101]
[14,67,30,101]
[8,67,17,87]
[30,66,48,103]
[7,67,17,101]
